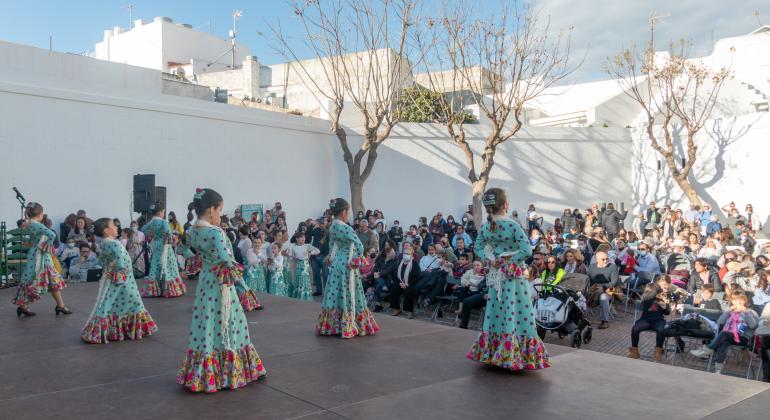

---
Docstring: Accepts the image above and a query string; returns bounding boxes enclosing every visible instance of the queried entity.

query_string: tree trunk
[471,178,488,227]
[349,176,365,217]
[674,175,703,207]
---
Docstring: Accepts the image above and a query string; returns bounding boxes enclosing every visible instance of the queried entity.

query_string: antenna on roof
[124,4,134,29]
[648,11,670,47]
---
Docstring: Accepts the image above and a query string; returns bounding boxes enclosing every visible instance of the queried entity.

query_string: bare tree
[271,0,416,214]
[607,24,731,206]
[411,3,575,224]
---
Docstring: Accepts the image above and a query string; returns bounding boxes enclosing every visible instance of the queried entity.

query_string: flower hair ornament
[193,188,205,200]
[482,192,496,206]
[329,198,337,209]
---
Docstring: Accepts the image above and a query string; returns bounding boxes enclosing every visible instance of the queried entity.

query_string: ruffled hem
[140,279,161,297]
[80,311,158,344]
[12,266,65,306]
[141,277,185,298]
[466,332,550,371]
[238,289,261,311]
[177,344,267,393]
[316,308,379,338]
[164,277,186,297]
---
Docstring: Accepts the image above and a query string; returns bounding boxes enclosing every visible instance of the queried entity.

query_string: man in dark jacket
[601,203,628,242]
[561,208,577,233]
[309,218,329,296]
[646,201,662,225]
[388,220,404,250]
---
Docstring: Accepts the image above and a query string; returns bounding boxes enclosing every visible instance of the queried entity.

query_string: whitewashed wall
[0,41,634,232]
[631,113,770,228]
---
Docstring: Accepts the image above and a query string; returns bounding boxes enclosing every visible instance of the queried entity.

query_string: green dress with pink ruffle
[81,239,157,343]
[316,219,379,338]
[140,217,186,298]
[466,215,550,371]
[12,221,66,306]
[177,222,266,393]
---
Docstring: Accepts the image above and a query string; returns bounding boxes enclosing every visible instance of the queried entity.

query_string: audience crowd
[10,199,770,380]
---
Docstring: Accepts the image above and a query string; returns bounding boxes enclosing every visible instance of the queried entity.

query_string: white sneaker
[714,363,724,375]
[689,347,714,359]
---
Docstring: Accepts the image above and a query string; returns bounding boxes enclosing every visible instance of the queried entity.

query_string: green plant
[396,88,477,124]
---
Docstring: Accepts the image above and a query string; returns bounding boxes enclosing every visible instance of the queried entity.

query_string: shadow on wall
[693,116,757,219]
[363,125,632,227]
[633,115,759,220]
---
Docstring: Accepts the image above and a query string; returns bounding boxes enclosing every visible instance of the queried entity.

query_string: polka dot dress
[177,224,266,392]
[466,217,550,371]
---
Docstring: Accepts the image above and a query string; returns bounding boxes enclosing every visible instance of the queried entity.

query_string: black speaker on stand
[155,186,167,211]
[133,174,156,213]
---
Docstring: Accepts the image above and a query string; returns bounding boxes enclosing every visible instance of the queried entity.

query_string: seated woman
[690,291,760,374]
[628,282,671,362]
[560,249,587,274]
[390,242,421,319]
[540,256,566,294]
[370,247,398,312]
[687,257,721,294]
[752,271,770,313]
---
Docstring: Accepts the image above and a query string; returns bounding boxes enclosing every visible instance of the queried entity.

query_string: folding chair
[623,272,657,319]
[706,334,760,378]
[431,277,461,324]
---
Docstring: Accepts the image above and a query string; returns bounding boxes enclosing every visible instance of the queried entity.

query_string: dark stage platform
[1,281,768,420]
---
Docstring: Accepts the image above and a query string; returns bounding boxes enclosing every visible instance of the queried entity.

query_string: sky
[0,0,768,83]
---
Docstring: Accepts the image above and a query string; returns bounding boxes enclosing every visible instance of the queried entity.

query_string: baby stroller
[533,273,592,349]
[665,253,693,289]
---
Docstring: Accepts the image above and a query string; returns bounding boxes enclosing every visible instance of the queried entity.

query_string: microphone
[12,187,25,202]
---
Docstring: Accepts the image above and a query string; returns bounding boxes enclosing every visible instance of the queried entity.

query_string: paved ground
[1,280,768,420]
[396,296,758,378]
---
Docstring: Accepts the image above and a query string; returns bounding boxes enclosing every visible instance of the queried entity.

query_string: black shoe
[312,292,322,297]
[17,307,36,317]
[373,305,383,313]
[55,306,73,315]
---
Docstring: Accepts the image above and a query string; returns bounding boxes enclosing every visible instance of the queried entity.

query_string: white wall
[0,41,635,233]
[357,124,632,226]
[631,113,770,227]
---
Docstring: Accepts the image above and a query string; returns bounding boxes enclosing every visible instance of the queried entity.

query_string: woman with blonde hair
[561,249,587,274]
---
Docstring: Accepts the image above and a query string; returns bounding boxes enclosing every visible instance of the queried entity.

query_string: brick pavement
[390,298,763,380]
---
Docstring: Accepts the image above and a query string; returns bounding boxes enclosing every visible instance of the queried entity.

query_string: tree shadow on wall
[630,126,676,211]
[688,116,756,217]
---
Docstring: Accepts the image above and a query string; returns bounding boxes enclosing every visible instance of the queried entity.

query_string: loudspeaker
[155,186,167,211]
[133,174,156,213]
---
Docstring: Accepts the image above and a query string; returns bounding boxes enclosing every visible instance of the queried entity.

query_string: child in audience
[690,291,759,374]
[693,284,722,311]
[453,254,471,278]
[456,260,486,302]
[268,243,288,297]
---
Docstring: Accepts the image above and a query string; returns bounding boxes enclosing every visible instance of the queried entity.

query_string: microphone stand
[14,188,26,222]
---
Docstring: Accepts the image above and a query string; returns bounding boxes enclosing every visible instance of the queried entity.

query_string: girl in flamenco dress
[466,187,550,371]
[267,243,288,296]
[178,188,266,393]
[243,237,268,293]
[13,202,72,317]
[316,198,379,338]
[140,205,186,298]
[81,218,157,343]
[289,233,320,301]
